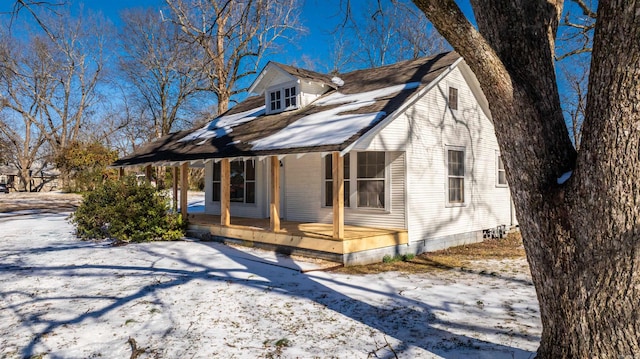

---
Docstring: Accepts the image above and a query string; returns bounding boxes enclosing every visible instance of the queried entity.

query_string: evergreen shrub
[71,177,185,242]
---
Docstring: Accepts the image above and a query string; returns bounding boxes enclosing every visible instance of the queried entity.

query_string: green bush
[382,253,416,263]
[403,253,415,261]
[70,177,185,242]
[382,254,394,263]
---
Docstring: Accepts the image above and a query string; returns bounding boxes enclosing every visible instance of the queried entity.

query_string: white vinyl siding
[364,65,513,242]
[286,152,406,229]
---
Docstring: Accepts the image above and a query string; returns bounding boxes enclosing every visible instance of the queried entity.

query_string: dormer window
[266,83,299,114]
[269,90,281,111]
[284,86,297,107]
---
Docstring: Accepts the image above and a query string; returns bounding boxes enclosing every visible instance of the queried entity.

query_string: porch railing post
[180,163,188,219]
[220,159,231,227]
[172,166,178,212]
[145,165,152,184]
[332,152,344,239]
[270,156,280,232]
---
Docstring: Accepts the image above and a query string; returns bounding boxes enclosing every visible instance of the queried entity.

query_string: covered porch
[187,212,408,262]
[119,153,407,264]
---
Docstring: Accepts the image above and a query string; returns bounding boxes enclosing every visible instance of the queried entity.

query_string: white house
[113,51,516,265]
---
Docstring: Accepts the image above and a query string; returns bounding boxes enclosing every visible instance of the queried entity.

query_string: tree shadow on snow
[3,238,538,359]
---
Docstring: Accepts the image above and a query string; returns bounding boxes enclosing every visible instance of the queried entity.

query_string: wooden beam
[172,166,178,212]
[220,158,231,227]
[332,152,344,239]
[145,165,152,184]
[180,163,188,219]
[118,167,125,180]
[270,156,280,232]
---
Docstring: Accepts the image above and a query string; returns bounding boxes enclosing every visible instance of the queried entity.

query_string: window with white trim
[284,86,297,108]
[324,153,350,207]
[357,152,385,208]
[269,90,281,112]
[496,153,507,187]
[448,87,458,110]
[266,84,298,114]
[446,148,465,205]
[212,160,256,204]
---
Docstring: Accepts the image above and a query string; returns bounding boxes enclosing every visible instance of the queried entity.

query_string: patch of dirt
[0,192,82,213]
[334,232,525,275]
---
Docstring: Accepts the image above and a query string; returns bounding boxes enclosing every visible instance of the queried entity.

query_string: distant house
[0,164,59,192]
[113,52,516,265]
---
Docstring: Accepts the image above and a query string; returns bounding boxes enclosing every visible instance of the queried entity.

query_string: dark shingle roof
[113,51,460,167]
[271,62,337,89]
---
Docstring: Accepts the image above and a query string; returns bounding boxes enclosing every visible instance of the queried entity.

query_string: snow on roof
[251,83,420,150]
[179,106,266,145]
[112,52,462,167]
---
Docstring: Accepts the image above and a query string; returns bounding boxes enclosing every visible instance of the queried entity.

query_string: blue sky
[9,0,473,68]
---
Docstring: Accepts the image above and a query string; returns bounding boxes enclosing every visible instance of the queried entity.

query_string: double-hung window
[324,154,350,207]
[446,148,465,205]
[212,160,256,204]
[448,87,458,110]
[496,153,507,187]
[357,152,385,208]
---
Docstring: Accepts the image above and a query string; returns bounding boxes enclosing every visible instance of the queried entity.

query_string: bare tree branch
[164,0,305,114]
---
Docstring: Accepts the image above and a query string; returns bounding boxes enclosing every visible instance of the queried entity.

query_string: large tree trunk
[413,0,640,357]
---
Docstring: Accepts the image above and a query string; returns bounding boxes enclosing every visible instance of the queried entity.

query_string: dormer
[266,82,299,114]
[248,62,337,115]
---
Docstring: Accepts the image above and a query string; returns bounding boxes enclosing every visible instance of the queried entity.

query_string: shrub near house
[71,177,185,242]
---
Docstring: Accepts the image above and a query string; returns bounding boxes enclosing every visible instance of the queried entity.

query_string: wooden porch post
[220,159,231,227]
[172,166,178,212]
[145,165,152,184]
[332,152,344,239]
[180,163,188,219]
[119,167,125,180]
[270,156,280,232]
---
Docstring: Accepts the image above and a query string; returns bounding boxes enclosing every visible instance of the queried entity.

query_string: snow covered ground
[0,207,540,358]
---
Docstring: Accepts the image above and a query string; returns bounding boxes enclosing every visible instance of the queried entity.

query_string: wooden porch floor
[187,213,408,255]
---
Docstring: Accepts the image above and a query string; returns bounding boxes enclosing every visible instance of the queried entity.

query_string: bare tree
[0,6,107,190]
[412,0,640,356]
[164,0,304,114]
[556,0,596,61]
[334,0,447,71]
[118,8,207,140]
[4,1,64,39]
[555,0,596,150]
[0,33,54,191]
[560,57,588,150]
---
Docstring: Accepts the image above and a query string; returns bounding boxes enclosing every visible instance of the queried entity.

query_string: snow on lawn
[0,211,541,358]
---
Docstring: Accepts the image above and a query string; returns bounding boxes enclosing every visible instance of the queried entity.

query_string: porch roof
[112,52,460,168]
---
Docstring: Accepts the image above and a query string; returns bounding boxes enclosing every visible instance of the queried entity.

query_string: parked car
[0,183,9,193]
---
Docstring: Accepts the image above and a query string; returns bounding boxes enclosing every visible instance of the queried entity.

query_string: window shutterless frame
[496,151,508,187]
[212,160,256,204]
[445,146,465,206]
[448,87,458,111]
